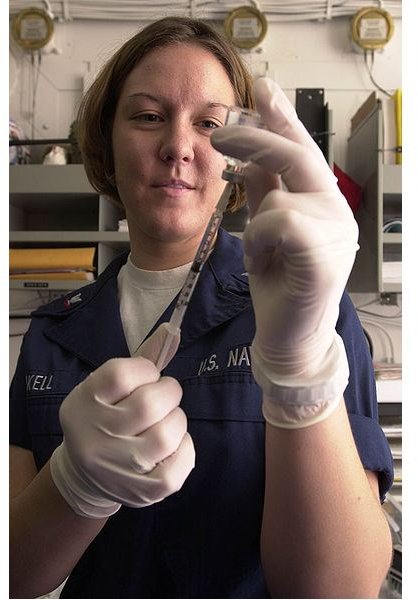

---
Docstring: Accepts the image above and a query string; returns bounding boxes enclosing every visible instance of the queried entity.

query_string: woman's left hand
[211,78,358,427]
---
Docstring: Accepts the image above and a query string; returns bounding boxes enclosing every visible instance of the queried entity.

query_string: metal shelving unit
[9,164,247,311]
[346,106,402,293]
[9,165,130,312]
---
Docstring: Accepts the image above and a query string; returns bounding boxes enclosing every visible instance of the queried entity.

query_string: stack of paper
[376,377,402,403]
[9,247,96,282]
[382,261,402,284]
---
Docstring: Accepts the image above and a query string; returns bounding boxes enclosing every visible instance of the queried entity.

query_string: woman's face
[112,42,236,262]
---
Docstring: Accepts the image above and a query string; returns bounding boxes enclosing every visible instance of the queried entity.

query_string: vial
[222,106,265,183]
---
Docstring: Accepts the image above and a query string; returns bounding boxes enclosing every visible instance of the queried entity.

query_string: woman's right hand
[50,324,195,518]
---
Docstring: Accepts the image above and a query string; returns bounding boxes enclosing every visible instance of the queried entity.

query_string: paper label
[359,18,387,40]
[233,18,259,40]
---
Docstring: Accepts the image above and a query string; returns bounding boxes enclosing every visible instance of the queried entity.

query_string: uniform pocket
[165,344,263,422]
[181,372,264,422]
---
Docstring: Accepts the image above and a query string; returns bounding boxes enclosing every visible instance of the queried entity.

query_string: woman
[10,16,393,598]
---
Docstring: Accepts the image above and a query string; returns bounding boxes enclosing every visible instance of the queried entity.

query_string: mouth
[152,179,195,190]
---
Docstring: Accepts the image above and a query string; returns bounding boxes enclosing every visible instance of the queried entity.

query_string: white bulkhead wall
[9,15,401,170]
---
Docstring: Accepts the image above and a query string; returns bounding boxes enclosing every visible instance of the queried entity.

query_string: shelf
[347,104,402,294]
[10,231,130,244]
[382,282,402,293]
[9,166,131,314]
[9,280,92,291]
[376,378,402,403]
[383,165,402,195]
[383,233,402,244]
[9,165,95,194]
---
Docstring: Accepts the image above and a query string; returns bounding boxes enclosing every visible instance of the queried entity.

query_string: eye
[195,118,224,138]
[132,113,163,123]
[198,119,222,130]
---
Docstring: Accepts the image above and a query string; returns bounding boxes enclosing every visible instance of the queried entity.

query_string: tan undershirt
[117,253,192,355]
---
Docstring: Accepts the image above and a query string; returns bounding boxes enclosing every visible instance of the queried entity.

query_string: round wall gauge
[12,7,54,51]
[224,6,267,50]
[351,7,394,51]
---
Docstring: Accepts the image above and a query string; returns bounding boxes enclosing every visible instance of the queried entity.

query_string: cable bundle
[9,1,402,22]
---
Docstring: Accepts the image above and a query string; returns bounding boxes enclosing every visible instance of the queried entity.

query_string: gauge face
[224,6,267,50]
[351,8,394,50]
[12,8,54,51]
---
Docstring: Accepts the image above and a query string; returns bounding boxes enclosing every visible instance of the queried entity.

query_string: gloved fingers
[128,406,189,474]
[243,204,357,274]
[244,162,282,218]
[117,377,183,435]
[94,376,183,437]
[126,432,196,506]
[211,125,337,194]
[253,77,329,166]
[251,188,354,222]
[76,355,160,407]
[135,322,181,368]
[243,205,324,260]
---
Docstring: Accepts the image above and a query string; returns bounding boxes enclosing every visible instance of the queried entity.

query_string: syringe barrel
[222,106,265,183]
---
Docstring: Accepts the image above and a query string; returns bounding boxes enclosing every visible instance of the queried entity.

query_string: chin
[146,217,203,245]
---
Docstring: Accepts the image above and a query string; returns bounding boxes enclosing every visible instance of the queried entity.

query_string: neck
[129,233,204,271]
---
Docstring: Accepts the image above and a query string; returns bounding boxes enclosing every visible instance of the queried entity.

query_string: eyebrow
[126,92,229,110]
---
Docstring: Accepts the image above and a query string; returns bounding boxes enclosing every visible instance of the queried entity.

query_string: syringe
[155,181,232,369]
[155,106,264,371]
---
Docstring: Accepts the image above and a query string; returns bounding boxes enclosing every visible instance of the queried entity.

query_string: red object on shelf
[333,163,362,213]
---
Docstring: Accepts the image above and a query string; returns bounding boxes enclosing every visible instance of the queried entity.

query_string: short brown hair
[76,16,255,213]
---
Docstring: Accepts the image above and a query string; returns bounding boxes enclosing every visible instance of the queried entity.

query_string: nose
[159,122,195,164]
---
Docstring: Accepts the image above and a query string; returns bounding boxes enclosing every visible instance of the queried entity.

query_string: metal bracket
[380,292,399,306]
[295,88,328,160]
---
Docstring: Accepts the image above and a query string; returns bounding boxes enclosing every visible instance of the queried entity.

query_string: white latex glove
[50,323,195,518]
[211,78,358,428]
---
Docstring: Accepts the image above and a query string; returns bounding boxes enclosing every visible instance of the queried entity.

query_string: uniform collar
[169,228,251,349]
[38,256,131,368]
[36,229,251,369]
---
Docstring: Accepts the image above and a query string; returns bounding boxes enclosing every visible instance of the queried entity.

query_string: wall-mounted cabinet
[9,164,130,284]
[346,105,402,293]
